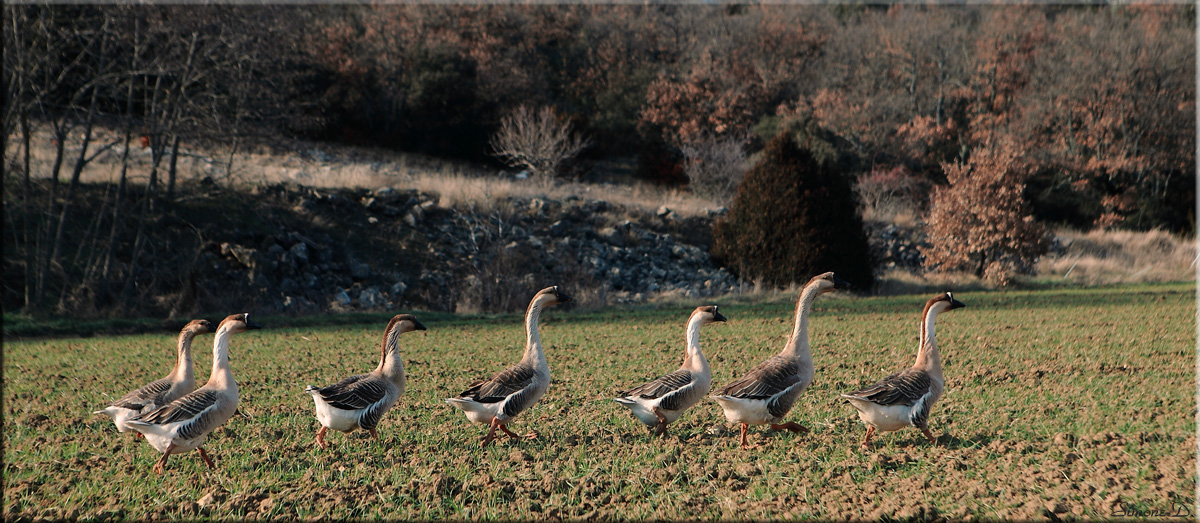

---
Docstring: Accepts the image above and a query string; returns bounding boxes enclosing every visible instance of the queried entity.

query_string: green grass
[4,282,1195,520]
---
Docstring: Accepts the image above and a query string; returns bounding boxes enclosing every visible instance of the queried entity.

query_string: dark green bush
[712,132,874,289]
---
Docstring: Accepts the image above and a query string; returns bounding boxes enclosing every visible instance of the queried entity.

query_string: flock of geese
[94,273,965,474]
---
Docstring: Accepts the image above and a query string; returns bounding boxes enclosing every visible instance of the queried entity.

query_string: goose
[614,306,727,437]
[127,313,261,473]
[712,272,850,448]
[94,319,215,436]
[446,286,570,447]
[842,292,965,449]
[305,314,426,449]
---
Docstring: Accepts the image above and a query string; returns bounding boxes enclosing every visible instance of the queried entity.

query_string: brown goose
[305,314,426,449]
[614,306,727,437]
[445,286,571,447]
[842,293,965,448]
[94,319,215,436]
[712,272,850,447]
[127,313,261,474]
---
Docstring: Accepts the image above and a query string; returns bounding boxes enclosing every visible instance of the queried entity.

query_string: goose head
[183,319,217,337]
[388,313,427,334]
[533,286,572,307]
[692,305,728,324]
[925,292,966,315]
[217,312,262,334]
[808,272,852,294]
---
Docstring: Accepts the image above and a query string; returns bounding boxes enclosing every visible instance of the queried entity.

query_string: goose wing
[309,374,394,430]
[844,369,932,407]
[458,363,541,418]
[131,389,225,440]
[621,369,693,400]
[718,356,801,400]
[309,374,390,411]
[457,363,535,404]
[108,377,174,411]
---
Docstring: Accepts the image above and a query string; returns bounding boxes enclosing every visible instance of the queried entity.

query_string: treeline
[8,5,1195,225]
[2,4,1195,315]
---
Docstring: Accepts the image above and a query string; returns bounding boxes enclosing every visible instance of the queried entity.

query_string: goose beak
[714,311,728,322]
[244,316,263,330]
[948,297,966,310]
[413,320,427,331]
[832,275,852,289]
[556,289,572,303]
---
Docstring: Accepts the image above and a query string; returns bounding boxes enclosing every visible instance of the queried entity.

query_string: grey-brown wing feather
[458,364,535,404]
[845,369,932,408]
[501,382,540,418]
[621,369,693,400]
[312,374,390,412]
[109,377,173,411]
[718,356,802,400]
[657,380,701,412]
[134,389,220,426]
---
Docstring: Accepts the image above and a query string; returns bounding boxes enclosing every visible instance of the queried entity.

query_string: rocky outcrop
[201,184,738,314]
[864,221,929,271]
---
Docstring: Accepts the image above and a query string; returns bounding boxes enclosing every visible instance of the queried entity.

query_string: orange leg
[153,443,177,475]
[481,418,501,447]
[739,423,750,448]
[921,427,937,446]
[770,422,808,434]
[197,447,216,469]
[499,424,522,440]
[861,425,877,449]
[315,426,330,449]
[524,429,540,440]
[652,408,669,437]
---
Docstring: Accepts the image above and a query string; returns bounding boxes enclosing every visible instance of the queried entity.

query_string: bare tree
[489,105,589,186]
[678,133,748,204]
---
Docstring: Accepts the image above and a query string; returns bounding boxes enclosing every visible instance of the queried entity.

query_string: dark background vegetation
[3,3,1195,319]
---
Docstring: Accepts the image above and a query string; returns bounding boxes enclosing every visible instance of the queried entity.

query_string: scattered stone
[358,287,386,309]
[331,290,352,308]
[288,242,309,264]
[350,262,371,281]
[390,281,408,297]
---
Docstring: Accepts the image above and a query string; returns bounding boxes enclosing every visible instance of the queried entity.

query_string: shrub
[678,133,748,204]
[712,132,874,289]
[924,139,1050,285]
[854,165,929,224]
[490,105,590,187]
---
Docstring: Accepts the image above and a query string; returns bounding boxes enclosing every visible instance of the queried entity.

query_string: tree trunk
[166,135,181,200]
[50,83,101,269]
[33,121,70,312]
[20,111,33,310]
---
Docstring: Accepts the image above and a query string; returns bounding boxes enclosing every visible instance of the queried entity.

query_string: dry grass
[5,125,720,218]
[1038,228,1196,285]
[874,269,994,296]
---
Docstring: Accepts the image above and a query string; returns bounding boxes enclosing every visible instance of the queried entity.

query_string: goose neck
[377,326,405,380]
[915,308,942,374]
[208,329,236,387]
[683,314,709,372]
[781,283,820,360]
[522,301,547,370]
[172,331,196,382]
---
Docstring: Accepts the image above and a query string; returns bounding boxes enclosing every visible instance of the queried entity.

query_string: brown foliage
[924,138,1049,285]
